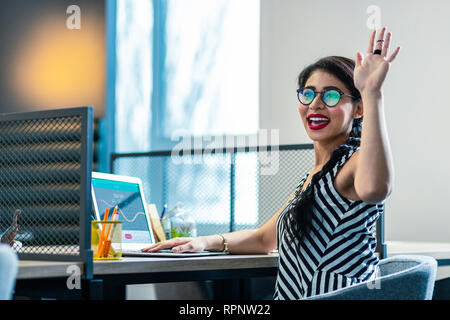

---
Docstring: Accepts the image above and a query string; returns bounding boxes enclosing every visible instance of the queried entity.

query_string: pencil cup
[91,221,122,260]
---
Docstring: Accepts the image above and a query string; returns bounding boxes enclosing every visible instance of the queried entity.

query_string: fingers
[172,242,195,253]
[141,243,164,252]
[381,31,391,57]
[387,46,401,63]
[364,27,400,63]
[141,243,162,252]
[355,51,363,67]
[141,237,191,252]
[374,26,387,53]
[366,29,376,54]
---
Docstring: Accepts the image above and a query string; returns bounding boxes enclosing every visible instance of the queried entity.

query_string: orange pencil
[102,206,118,257]
[96,207,110,258]
[105,206,117,240]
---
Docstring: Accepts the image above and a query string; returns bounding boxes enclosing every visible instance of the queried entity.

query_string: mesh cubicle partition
[112,145,315,235]
[111,144,386,259]
[0,107,93,262]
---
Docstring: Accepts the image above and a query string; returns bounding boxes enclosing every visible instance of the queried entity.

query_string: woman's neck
[313,135,348,167]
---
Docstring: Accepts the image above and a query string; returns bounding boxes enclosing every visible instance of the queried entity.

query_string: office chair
[0,245,18,300]
[304,255,437,300]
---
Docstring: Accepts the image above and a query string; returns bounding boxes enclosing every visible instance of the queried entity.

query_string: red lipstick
[306,114,330,130]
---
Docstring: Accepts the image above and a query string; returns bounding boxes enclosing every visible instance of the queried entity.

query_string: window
[158,0,259,140]
[111,0,260,232]
[115,0,153,153]
[115,0,259,151]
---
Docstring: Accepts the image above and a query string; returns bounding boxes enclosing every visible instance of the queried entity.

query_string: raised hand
[354,27,401,94]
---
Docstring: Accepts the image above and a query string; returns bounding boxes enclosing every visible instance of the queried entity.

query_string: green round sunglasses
[297,87,358,107]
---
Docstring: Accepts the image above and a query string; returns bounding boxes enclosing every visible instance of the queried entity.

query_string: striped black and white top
[273,145,383,300]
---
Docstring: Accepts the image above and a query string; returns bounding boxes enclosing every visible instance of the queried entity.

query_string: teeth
[309,117,329,122]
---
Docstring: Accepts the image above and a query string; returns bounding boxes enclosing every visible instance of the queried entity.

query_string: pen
[160,204,167,219]
[102,206,119,257]
[96,207,110,258]
[104,206,118,241]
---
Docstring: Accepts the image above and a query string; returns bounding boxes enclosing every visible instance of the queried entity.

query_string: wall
[259,0,450,242]
[0,0,105,118]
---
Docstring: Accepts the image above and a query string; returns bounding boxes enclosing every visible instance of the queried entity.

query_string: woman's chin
[306,131,328,142]
[307,131,350,146]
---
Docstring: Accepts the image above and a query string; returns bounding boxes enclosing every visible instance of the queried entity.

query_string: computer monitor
[91,172,155,251]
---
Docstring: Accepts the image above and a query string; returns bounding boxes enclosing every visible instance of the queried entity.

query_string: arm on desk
[142,190,296,254]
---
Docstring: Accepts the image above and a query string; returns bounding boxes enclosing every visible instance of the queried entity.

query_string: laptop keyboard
[125,249,174,253]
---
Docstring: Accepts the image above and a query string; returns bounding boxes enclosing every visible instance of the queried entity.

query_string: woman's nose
[309,93,326,110]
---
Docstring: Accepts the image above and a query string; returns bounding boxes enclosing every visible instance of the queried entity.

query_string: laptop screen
[92,176,153,245]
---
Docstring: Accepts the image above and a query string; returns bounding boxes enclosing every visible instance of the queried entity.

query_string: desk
[15,241,450,300]
[387,240,450,287]
[15,254,279,300]
[387,240,450,264]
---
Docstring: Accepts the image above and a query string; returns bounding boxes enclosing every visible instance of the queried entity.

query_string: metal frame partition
[111,143,386,259]
[0,107,94,276]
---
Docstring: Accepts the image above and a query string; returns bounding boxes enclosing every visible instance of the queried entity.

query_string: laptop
[91,172,228,257]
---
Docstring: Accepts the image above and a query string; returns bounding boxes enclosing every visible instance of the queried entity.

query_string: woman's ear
[353,101,363,119]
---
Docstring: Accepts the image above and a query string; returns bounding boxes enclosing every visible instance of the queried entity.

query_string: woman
[142,27,400,299]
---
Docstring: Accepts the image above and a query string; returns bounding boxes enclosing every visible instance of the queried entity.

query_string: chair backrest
[304,255,437,300]
[0,245,18,300]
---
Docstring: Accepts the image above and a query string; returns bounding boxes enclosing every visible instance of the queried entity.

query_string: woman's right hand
[141,236,207,253]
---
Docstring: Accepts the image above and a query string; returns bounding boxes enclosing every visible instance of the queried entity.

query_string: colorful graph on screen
[92,178,151,243]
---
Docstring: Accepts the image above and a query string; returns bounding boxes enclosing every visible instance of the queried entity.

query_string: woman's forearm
[355,91,395,202]
[202,229,272,254]
[202,189,296,254]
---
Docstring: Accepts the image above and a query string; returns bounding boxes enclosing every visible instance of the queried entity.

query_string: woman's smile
[306,113,330,130]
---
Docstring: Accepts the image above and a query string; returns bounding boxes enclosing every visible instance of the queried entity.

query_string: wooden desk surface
[18,260,84,280]
[386,241,450,280]
[17,253,279,280]
[94,253,279,275]
[387,241,450,261]
[18,241,450,280]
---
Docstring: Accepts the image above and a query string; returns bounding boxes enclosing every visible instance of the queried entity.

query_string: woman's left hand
[354,27,400,94]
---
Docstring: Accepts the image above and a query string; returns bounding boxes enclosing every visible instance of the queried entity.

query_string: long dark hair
[284,56,362,245]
